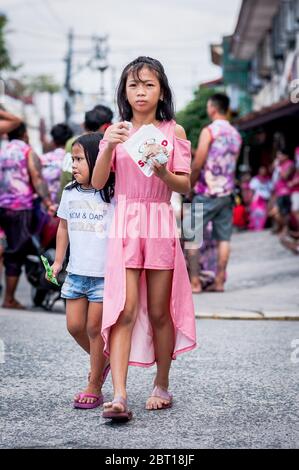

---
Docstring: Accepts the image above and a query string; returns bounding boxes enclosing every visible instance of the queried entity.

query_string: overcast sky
[1,0,241,121]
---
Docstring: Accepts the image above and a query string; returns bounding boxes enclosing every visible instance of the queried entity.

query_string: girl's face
[126,66,162,115]
[72,143,90,186]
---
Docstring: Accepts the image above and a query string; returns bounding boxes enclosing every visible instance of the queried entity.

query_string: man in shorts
[187,93,242,293]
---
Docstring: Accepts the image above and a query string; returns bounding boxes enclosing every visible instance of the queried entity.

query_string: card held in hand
[123,124,173,177]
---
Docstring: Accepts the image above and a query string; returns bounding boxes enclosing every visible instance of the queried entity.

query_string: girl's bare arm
[0,109,22,134]
[52,219,69,275]
[92,144,114,190]
[92,123,129,189]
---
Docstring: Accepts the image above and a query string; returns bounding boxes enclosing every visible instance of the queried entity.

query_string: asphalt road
[0,310,298,449]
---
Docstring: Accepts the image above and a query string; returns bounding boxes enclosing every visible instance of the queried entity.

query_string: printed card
[123,124,173,177]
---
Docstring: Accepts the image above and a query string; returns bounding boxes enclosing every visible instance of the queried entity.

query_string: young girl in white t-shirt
[52,132,115,409]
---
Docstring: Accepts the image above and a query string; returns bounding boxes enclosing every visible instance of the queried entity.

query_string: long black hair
[117,56,175,122]
[65,132,115,203]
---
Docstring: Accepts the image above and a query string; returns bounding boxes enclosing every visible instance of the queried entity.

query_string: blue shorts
[61,274,105,303]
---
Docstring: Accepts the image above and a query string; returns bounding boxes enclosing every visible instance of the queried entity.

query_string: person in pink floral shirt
[40,123,73,204]
[189,94,242,293]
[0,122,56,309]
[272,149,295,233]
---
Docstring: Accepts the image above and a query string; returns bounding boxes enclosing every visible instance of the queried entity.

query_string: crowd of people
[0,55,298,420]
[235,150,299,233]
[1,92,298,304]
[0,104,113,306]
[234,148,299,254]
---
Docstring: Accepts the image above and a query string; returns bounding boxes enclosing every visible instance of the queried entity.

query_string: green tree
[0,14,13,71]
[176,87,217,149]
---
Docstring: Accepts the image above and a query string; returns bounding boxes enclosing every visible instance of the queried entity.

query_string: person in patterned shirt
[189,94,242,293]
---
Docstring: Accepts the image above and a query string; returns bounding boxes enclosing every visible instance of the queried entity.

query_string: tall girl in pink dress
[92,56,197,421]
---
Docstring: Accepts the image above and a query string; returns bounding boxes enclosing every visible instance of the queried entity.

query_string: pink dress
[98,120,197,367]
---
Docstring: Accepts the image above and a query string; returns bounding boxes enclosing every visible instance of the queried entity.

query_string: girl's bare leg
[66,298,90,353]
[104,268,141,413]
[77,301,107,404]
[145,269,174,410]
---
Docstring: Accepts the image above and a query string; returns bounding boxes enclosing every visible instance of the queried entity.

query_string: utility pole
[62,32,111,120]
[92,35,109,103]
[110,65,117,104]
[64,28,74,123]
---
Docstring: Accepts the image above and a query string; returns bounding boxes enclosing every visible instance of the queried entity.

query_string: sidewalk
[193,230,299,320]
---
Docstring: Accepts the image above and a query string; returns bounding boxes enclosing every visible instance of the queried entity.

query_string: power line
[9,28,64,41]
[13,56,63,63]
[43,0,68,34]
[3,0,67,36]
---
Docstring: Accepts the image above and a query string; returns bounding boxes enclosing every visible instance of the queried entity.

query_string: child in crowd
[51,133,115,408]
[249,166,272,231]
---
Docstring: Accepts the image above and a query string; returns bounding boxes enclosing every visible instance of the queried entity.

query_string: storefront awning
[231,0,280,60]
[234,99,299,131]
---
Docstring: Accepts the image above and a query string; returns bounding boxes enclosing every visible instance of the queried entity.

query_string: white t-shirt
[57,185,115,277]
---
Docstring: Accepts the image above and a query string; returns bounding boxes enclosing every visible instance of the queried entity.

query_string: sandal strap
[78,393,102,400]
[102,364,110,384]
[112,396,127,408]
[151,386,172,401]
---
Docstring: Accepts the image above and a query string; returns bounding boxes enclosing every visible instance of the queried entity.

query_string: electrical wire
[43,0,68,34]
[11,28,65,41]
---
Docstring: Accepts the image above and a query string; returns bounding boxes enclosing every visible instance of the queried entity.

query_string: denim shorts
[61,273,105,303]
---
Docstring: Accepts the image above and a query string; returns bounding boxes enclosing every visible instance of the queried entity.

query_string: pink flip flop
[147,385,173,410]
[102,396,133,422]
[74,393,104,409]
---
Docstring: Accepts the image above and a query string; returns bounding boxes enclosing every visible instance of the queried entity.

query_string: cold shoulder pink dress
[98,120,197,367]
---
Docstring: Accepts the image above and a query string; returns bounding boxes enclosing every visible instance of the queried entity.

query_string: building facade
[211,0,299,173]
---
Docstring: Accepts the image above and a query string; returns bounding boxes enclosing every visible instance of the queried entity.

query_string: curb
[1,308,298,321]
[195,312,299,321]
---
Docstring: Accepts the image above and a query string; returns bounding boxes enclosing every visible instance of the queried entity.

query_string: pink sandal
[74,364,110,409]
[74,393,104,409]
[102,396,133,422]
[147,385,173,410]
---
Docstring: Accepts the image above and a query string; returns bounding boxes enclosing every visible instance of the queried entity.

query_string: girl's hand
[152,160,168,180]
[106,122,130,150]
[143,144,168,161]
[46,203,58,217]
[46,262,62,281]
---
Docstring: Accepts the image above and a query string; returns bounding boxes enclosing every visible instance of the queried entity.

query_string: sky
[1,0,242,122]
